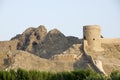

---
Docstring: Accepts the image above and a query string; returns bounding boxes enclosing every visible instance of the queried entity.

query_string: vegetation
[0,69,119,80]
[110,70,120,80]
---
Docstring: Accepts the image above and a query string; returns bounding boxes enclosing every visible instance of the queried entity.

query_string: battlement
[83,25,101,30]
[51,54,78,61]
[102,38,120,44]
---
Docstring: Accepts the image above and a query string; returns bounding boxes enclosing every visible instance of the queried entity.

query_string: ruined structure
[83,25,120,52]
[0,25,119,75]
[83,25,103,51]
[83,25,120,75]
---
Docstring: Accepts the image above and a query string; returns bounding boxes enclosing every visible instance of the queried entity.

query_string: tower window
[93,38,95,40]
[101,35,103,38]
[84,36,86,40]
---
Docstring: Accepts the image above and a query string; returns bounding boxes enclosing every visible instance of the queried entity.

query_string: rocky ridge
[11,25,82,59]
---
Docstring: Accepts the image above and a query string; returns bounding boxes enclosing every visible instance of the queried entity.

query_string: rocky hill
[0,25,120,75]
[11,25,81,59]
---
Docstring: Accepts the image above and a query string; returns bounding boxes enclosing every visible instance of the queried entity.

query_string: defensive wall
[82,25,120,75]
[83,25,103,51]
[83,40,107,75]
[83,25,120,52]
[51,54,78,61]
[0,39,18,52]
[102,38,120,44]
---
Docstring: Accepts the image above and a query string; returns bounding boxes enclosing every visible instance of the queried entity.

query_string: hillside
[0,25,120,75]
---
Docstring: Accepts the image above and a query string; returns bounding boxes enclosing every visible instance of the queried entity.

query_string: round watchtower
[83,25,103,51]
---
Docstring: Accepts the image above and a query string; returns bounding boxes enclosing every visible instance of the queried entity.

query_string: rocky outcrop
[11,26,82,59]
[38,29,69,58]
[37,29,82,59]
[11,25,47,54]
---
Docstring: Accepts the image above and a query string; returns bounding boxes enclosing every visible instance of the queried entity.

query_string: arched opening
[101,35,103,38]
[93,38,95,40]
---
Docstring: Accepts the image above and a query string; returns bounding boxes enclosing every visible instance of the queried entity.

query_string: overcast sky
[0,0,120,41]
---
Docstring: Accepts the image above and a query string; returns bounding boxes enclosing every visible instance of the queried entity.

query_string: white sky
[0,0,120,41]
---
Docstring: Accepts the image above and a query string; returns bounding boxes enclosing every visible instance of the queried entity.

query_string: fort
[51,54,78,61]
[0,25,119,53]
[50,25,120,75]
[83,25,120,52]
[0,25,119,74]
[51,25,120,62]
[83,25,120,75]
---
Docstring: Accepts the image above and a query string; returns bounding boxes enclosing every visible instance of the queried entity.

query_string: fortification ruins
[83,25,103,51]
[83,25,120,52]
[83,25,120,75]
[0,25,120,75]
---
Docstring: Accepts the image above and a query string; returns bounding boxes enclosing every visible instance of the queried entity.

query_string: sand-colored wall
[102,38,120,44]
[83,25,103,51]
[83,25,120,51]
[51,54,77,61]
[83,25,101,46]
[83,40,107,75]
[0,39,18,52]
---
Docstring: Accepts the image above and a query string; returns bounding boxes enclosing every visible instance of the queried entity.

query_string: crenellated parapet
[51,54,79,61]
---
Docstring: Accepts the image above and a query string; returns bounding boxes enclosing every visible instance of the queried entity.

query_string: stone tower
[83,25,103,51]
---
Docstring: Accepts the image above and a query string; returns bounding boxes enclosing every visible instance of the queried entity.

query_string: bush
[110,70,120,80]
[86,74,107,80]
[9,69,16,80]
[0,69,119,80]
[16,68,29,80]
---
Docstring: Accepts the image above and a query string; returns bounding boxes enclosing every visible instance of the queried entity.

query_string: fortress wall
[0,40,18,52]
[82,25,118,75]
[83,25,103,51]
[83,25,101,46]
[51,54,77,61]
[83,40,106,75]
[83,40,88,50]
[102,38,120,44]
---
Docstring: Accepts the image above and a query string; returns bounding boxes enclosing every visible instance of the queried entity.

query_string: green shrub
[16,68,29,80]
[110,70,120,80]
[0,69,119,80]
[9,69,16,80]
[86,74,107,80]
